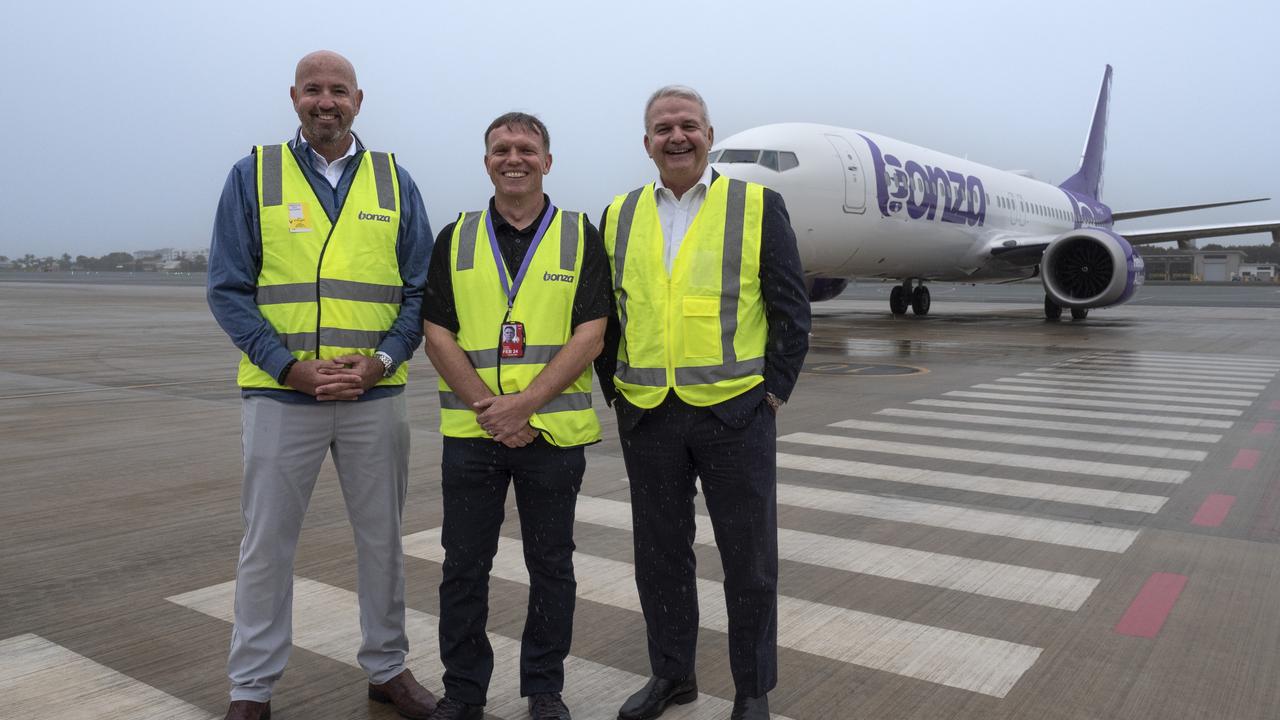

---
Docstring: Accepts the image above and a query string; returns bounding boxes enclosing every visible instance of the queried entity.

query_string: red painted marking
[1114,573,1189,638]
[1253,422,1276,435]
[1270,400,1280,411]
[1232,449,1261,470]
[1191,494,1237,527]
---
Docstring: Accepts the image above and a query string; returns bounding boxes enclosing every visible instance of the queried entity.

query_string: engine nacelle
[1041,229,1145,309]
[806,277,849,302]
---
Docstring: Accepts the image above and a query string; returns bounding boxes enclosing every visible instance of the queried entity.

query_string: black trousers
[618,393,779,698]
[438,436,584,705]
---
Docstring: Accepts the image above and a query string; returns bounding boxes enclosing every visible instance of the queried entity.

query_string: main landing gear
[1044,294,1089,321]
[890,279,930,316]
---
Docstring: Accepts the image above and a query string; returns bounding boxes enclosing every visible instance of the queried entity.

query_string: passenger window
[759,150,780,171]
[778,151,800,171]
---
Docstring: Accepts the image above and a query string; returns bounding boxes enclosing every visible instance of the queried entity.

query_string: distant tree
[0,255,8,263]
[58,253,72,271]
[99,251,136,270]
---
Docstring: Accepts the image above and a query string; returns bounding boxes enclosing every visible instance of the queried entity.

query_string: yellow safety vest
[603,176,767,408]
[440,208,602,447]
[238,144,408,389]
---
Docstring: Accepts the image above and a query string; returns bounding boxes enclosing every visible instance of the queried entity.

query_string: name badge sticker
[287,202,313,233]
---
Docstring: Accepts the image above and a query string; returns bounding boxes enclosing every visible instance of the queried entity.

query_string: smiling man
[597,86,810,720]
[420,112,609,720]
[207,50,436,720]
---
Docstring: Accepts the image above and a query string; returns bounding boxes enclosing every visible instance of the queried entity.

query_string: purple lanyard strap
[486,204,557,309]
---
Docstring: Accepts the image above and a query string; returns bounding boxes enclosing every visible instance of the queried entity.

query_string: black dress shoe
[616,674,697,720]
[528,691,572,719]
[428,696,483,720]
[224,700,270,720]
[730,693,769,720]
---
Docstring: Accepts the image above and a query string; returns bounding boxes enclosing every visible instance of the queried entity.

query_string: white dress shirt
[654,165,715,273]
[306,135,359,189]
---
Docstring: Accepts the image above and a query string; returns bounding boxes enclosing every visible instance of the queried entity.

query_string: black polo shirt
[422,195,611,332]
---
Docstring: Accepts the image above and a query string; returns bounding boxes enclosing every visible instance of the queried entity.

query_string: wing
[1111,197,1269,222]
[1118,220,1280,245]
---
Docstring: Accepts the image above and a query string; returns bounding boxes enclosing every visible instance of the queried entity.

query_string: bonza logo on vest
[358,210,393,223]
[542,272,574,283]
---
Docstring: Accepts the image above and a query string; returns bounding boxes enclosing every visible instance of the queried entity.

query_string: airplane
[709,66,1280,320]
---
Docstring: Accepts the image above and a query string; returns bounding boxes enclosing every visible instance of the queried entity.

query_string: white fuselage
[710,123,1106,282]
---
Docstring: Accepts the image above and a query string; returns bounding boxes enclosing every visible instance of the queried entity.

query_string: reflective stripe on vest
[604,176,767,408]
[237,144,406,389]
[439,208,602,447]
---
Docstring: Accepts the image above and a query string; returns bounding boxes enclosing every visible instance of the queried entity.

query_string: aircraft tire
[1044,295,1063,321]
[890,286,909,315]
[911,286,931,315]
[1071,307,1090,320]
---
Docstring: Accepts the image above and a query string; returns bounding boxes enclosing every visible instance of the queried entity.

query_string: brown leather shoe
[224,699,270,720]
[368,668,438,720]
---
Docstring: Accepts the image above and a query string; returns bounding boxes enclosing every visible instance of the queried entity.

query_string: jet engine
[807,277,849,302]
[1041,229,1145,309]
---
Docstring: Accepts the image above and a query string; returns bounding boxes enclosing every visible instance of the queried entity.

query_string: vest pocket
[682,296,720,359]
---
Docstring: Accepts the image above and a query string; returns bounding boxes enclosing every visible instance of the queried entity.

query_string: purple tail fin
[1059,65,1112,201]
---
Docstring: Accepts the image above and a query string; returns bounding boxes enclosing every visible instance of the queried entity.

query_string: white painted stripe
[0,634,214,720]
[971,383,1252,407]
[1022,370,1265,390]
[1057,360,1274,379]
[402,529,1043,698]
[574,494,1098,610]
[1074,356,1280,372]
[911,399,1234,429]
[781,433,1189,484]
[995,376,1258,398]
[775,452,1168,512]
[876,408,1223,444]
[167,580,752,720]
[831,419,1206,461]
[1037,365,1271,384]
[1117,351,1280,367]
[1078,355,1280,371]
[774,482,1139,552]
[944,391,1242,417]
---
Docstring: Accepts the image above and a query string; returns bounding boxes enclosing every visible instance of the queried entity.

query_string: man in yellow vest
[598,87,811,720]
[207,51,437,720]
[421,113,609,720]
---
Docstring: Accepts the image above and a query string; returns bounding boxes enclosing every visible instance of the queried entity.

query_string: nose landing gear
[890,280,930,316]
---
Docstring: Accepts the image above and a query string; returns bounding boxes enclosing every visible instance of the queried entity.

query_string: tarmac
[4,278,1280,719]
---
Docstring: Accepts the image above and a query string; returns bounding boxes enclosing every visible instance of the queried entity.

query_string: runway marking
[1057,360,1275,380]
[1035,366,1271,386]
[996,376,1259,398]
[1113,573,1189,639]
[402,529,1044,698]
[1253,422,1276,436]
[781,433,1189,484]
[913,399,1234,429]
[574,494,1099,610]
[944,391,1243,417]
[1231,449,1261,470]
[1073,356,1280,373]
[876,408,1222,444]
[1112,352,1280,368]
[970,383,1252,407]
[0,633,214,719]
[775,452,1169,512]
[167,579,749,720]
[1023,371,1266,391]
[1083,353,1280,369]
[829,419,1206,461]
[774,481,1140,552]
[1191,494,1237,528]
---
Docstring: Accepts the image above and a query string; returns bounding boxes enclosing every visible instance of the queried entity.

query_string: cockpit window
[711,148,801,172]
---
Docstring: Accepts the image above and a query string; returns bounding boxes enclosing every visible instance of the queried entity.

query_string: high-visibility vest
[238,144,407,389]
[440,208,602,447]
[603,176,767,408]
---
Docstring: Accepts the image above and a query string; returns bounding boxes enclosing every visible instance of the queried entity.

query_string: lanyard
[486,204,556,309]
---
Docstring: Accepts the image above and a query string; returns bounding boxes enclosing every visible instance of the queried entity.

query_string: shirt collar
[290,127,365,160]
[488,194,553,234]
[656,164,714,199]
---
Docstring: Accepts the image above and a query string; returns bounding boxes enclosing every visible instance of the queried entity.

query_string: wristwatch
[374,351,396,378]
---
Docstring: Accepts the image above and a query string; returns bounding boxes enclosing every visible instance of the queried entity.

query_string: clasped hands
[285,355,383,401]
[473,394,539,448]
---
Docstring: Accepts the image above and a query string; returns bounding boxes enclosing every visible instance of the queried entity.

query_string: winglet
[1059,65,1112,201]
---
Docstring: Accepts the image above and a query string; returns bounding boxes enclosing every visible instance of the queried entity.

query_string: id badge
[500,321,525,358]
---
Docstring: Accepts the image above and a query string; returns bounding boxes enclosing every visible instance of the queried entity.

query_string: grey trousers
[228,394,410,702]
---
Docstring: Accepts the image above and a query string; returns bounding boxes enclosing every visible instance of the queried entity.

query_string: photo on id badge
[500,321,525,358]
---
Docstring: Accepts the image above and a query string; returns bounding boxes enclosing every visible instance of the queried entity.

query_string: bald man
[207,51,437,720]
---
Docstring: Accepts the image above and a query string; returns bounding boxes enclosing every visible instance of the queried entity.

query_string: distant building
[1143,250,1248,282]
[1240,263,1279,281]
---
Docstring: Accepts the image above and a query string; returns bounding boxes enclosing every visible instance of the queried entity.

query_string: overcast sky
[2,0,1277,259]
